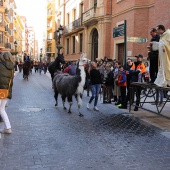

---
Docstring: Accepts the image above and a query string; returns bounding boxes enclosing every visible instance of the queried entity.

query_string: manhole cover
[21,107,42,112]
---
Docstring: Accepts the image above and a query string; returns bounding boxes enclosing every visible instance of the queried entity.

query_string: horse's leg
[54,91,58,106]
[62,95,67,110]
[75,94,83,117]
[67,96,72,114]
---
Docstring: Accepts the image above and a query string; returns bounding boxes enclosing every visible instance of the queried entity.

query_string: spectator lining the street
[87,62,102,111]
[0,52,14,134]
[117,65,127,108]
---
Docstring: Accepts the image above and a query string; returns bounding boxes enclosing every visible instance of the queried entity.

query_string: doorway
[91,28,98,61]
[117,43,124,65]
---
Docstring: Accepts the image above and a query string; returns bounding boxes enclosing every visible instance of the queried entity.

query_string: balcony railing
[5,26,11,35]
[64,17,82,34]
[83,6,97,23]
[5,43,11,49]
[46,48,52,52]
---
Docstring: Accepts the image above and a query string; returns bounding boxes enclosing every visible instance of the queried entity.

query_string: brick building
[54,0,170,64]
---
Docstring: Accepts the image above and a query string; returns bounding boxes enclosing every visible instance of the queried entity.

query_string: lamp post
[14,41,17,61]
[40,48,42,62]
[55,25,63,54]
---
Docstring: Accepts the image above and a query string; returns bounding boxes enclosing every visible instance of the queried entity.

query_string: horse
[53,53,89,117]
[48,53,65,81]
[23,60,31,80]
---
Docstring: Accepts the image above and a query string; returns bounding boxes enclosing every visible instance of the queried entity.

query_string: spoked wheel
[141,87,156,97]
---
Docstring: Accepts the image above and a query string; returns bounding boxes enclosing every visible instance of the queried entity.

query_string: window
[80,3,84,17]
[73,9,76,21]
[0,32,3,43]
[0,0,3,6]
[67,38,69,54]
[79,33,83,52]
[0,13,2,24]
[57,19,60,27]
[72,36,75,53]
[67,13,70,25]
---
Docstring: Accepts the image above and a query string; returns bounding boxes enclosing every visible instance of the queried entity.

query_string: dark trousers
[123,86,141,107]
[120,86,126,104]
[150,58,158,83]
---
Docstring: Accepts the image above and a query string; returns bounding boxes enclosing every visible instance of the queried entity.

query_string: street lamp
[55,25,64,54]
[14,41,17,61]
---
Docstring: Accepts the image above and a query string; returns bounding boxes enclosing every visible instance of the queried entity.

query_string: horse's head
[57,53,65,64]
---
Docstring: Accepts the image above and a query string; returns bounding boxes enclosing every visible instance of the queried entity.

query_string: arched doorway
[91,28,98,61]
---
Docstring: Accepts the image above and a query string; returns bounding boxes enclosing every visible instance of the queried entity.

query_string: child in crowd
[117,65,127,108]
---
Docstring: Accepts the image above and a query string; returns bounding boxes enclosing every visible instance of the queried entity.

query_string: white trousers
[0,98,11,129]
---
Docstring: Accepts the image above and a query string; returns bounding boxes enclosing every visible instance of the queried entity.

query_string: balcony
[5,43,11,49]
[63,18,83,35]
[82,6,98,26]
[4,12,11,23]
[5,26,11,36]
[46,47,54,53]
[5,8,9,15]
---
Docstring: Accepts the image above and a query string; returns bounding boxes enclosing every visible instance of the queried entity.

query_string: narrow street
[0,71,170,170]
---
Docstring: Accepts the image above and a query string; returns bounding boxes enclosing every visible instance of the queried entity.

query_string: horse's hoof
[55,104,58,106]
[79,113,84,117]
[63,107,67,110]
[68,110,71,114]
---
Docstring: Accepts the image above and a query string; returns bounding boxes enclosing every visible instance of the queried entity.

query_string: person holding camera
[151,25,170,87]
[148,28,160,83]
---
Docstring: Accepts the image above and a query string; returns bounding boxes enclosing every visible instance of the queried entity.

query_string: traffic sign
[127,37,148,43]
[113,25,124,38]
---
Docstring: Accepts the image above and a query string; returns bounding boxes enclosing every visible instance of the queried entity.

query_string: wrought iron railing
[64,17,82,33]
[83,6,97,22]
[47,48,52,52]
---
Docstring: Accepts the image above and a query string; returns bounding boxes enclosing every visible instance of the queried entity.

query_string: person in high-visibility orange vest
[119,54,146,111]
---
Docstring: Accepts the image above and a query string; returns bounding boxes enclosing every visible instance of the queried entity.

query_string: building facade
[46,0,56,61]
[51,0,170,64]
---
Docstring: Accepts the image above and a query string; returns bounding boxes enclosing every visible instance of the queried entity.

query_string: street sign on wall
[113,25,124,38]
[127,37,148,43]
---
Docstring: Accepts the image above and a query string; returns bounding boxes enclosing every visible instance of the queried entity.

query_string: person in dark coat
[23,53,30,61]
[103,64,114,103]
[87,62,102,111]
[148,28,160,83]
[0,51,14,134]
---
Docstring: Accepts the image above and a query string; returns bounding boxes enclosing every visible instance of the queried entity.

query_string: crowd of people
[0,24,169,134]
[84,24,170,111]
